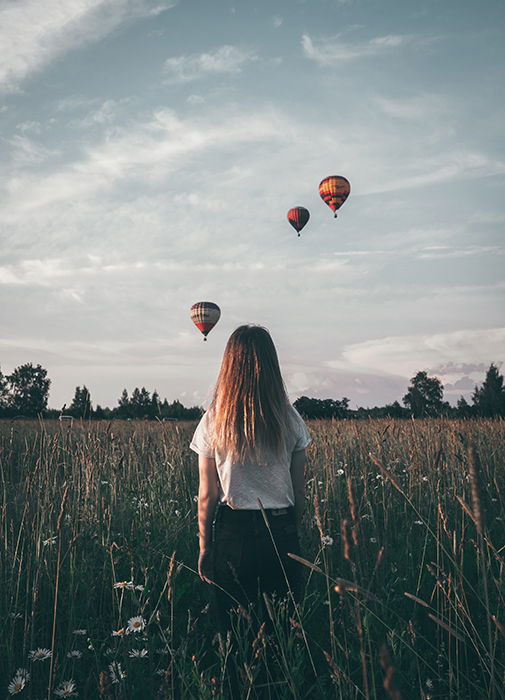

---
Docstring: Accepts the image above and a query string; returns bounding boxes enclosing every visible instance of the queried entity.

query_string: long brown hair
[210,325,289,462]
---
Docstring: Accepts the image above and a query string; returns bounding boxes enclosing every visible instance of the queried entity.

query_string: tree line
[294,365,505,419]
[0,362,504,420]
[0,364,202,420]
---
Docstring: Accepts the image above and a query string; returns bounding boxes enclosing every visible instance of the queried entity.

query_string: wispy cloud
[336,328,505,378]
[0,0,175,93]
[163,45,256,83]
[2,108,283,218]
[301,32,441,64]
[374,93,449,120]
[302,33,412,64]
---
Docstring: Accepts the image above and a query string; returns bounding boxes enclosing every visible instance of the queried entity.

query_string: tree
[7,363,50,416]
[457,396,474,419]
[403,371,444,418]
[117,389,131,418]
[0,367,9,415]
[69,386,92,418]
[472,363,505,417]
[294,396,349,420]
[130,387,151,418]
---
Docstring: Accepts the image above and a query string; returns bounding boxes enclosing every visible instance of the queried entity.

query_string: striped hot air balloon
[190,302,221,341]
[287,206,310,236]
[319,176,350,218]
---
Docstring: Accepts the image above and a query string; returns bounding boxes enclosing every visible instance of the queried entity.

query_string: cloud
[0,0,175,93]
[163,45,256,83]
[374,94,449,121]
[272,16,283,29]
[302,32,418,64]
[1,107,284,220]
[336,328,505,378]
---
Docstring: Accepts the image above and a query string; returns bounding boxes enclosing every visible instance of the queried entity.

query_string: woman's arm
[197,455,220,583]
[290,449,306,527]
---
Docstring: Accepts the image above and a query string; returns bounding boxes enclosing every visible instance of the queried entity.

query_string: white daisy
[108,662,126,684]
[336,469,345,476]
[135,584,145,592]
[28,648,52,661]
[54,679,78,697]
[129,648,148,658]
[43,536,57,547]
[72,629,87,636]
[66,650,82,659]
[8,672,28,695]
[321,535,334,547]
[112,628,127,637]
[113,581,134,590]
[127,616,146,634]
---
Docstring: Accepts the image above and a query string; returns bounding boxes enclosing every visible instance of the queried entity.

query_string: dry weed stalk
[379,644,403,700]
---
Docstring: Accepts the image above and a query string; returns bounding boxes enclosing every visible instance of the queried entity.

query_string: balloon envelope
[190,302,221,340]
[319,176,350,217]
[287,207,310,235]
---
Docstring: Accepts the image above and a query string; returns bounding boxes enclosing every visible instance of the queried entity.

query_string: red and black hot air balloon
[287,206,310,236]
[319,176,350,218]
[190,302,221,341]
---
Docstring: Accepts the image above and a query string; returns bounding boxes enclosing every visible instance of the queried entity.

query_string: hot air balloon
[319,176,350,218]
[287,206,310,236]
[190,302,221,341]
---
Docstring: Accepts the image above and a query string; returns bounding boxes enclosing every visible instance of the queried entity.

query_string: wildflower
[101,481,109,485]
[135,584,145,592]
[321,535,334,546]
[421,476,429,482]
[105,647,114,656]
[336,469,345,476]
[112,628,127,637]
[318,480,323,486]
[28,648,52,661]
[127,616,146,633]
[54,680,78,697]
[113,581,134,590]
[425,678,434,689]
[108,661,126,683]
[193,495,198,502]
[66,651,82,659]
[369,537,378,544]
[175,510,181,517]
[361,514,370,519]
[414,520,423,526]
[72,629,87,636]
[129,648,148,658]
[8,668,29,694]
[43,536,57,547]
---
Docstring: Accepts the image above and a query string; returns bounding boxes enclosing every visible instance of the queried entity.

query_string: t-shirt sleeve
[189,412,215,458]
[290,406,312,451]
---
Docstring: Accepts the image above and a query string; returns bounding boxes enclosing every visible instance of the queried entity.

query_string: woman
[190,325,311,631]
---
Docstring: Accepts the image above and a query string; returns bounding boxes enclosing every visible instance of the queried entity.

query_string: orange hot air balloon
[287,206,310,236]
[319,176,350,218]
[190,302,221,341]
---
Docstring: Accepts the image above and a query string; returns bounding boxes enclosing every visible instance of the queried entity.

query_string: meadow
[1,418,504,699]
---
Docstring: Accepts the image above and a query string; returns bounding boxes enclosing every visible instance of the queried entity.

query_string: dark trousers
[212,504,301,633]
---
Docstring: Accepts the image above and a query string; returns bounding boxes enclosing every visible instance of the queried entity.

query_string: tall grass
[1,418,504,698]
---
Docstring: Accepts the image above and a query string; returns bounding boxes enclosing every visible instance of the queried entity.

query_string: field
[1,418,504,699]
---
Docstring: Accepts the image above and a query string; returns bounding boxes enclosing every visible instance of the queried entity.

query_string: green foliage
[69,385,92,419]
[5,362,51,416]
[403,371,444,417]
[472,363,505,417]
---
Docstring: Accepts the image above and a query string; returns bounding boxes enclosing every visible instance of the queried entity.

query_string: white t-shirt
[190,404,311,510]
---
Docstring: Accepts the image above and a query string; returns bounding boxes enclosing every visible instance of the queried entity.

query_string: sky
[0,0,504,410]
